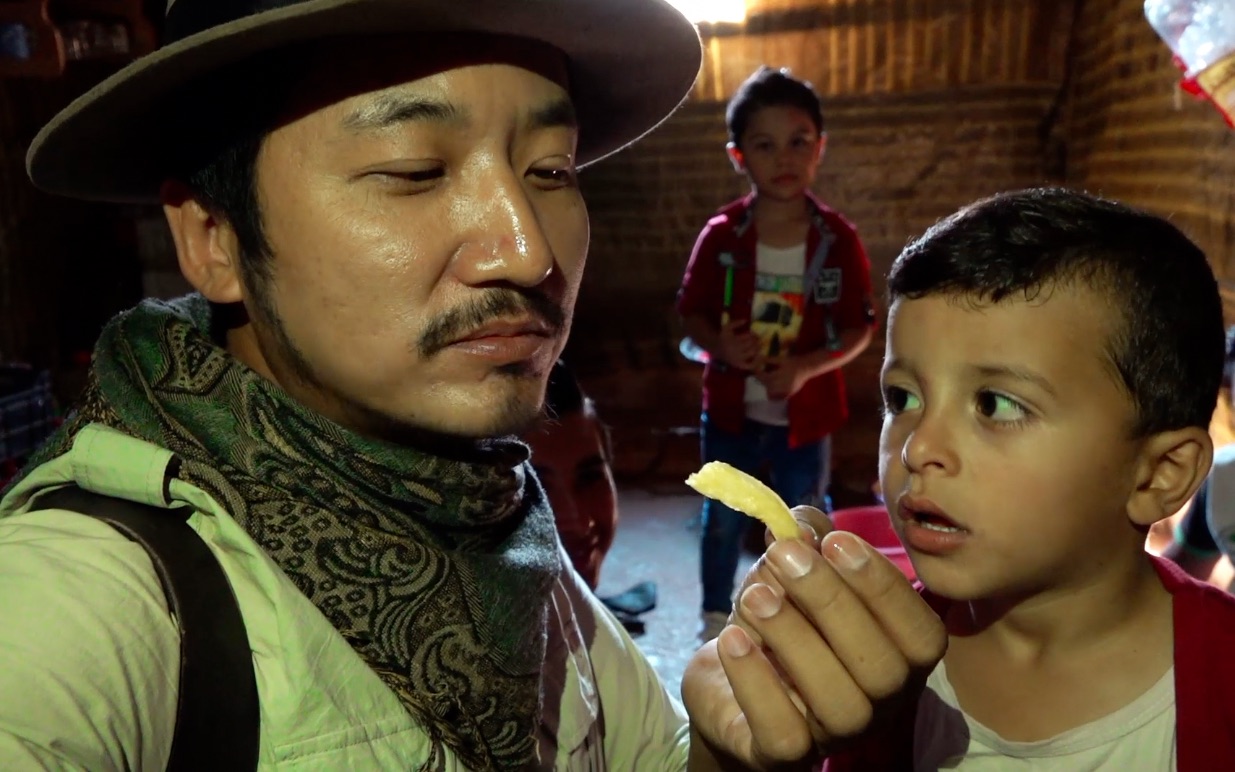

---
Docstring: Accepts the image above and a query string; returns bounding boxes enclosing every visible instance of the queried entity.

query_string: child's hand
[754,356,815,400]
[718,319,762,371]
[681,530,945,769]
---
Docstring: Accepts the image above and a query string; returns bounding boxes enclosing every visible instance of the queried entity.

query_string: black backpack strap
[36,485,260,771]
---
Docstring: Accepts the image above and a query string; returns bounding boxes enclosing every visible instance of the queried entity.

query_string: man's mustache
[418,289,566,358]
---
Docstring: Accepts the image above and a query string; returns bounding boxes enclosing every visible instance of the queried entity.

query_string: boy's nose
[901,414,959,475]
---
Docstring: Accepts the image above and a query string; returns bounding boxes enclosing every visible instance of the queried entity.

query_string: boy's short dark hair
[888,187,1225,437]
[726,66,824,148]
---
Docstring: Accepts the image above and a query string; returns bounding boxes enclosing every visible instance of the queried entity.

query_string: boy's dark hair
[726,66,824,148]
[888,187,1225,437]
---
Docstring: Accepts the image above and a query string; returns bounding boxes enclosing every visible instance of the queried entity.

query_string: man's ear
[725,142,744,173]
[816,132,828,162]
[1128,426,1212,527]
[161,179,245,304]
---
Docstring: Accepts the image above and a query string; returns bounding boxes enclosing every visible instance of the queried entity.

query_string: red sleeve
[830,218,877,333]
[675,220,725,320]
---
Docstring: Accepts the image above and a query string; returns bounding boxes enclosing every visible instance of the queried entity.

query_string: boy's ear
[725,142,745,173]
[1127,426,1213,527]
[161,179,245,304]
[817,132,828,160]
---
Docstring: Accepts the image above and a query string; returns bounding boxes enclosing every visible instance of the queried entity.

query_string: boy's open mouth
[913,510,964,533]
[900,496,967,533]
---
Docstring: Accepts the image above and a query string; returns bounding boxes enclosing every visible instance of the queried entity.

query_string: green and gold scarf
[24,294,560,770]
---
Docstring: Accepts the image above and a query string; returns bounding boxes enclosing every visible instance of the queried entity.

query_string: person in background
[523,359,658,631]
[676,66,877,641]
[524,360,617,589]
[1157,478,1234,588]
[1156,326,1235,589]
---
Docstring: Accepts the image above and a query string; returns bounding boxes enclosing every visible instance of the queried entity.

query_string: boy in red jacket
[676,66,876,641]
[816,188,1235,769]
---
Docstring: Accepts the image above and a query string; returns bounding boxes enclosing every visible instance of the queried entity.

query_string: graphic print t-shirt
[745,242,806,426]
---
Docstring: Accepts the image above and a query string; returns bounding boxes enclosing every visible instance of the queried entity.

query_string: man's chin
[393,389,543,442]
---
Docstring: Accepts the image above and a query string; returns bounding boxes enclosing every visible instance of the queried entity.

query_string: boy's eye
[883,385,921,415]
[976,391,1028,423]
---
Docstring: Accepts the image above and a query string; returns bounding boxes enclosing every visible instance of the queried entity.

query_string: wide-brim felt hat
[26,0,703,203]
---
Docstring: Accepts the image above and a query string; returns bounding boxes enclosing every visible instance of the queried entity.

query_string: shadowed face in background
[525,401,618,588]
[729,104,824,202]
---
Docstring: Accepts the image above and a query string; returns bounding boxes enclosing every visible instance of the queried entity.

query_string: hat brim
[27,0,702,202]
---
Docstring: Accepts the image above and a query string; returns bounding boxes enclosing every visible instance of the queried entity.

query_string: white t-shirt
[914,662,1176,770]
[744,242,806,427]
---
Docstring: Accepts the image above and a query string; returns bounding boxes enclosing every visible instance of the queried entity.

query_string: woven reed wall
[1064,0,1235,313]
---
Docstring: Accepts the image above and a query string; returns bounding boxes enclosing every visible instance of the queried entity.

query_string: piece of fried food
[685,461,799,540]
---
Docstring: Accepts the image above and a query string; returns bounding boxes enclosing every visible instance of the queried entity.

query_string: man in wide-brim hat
[2,0,945,769]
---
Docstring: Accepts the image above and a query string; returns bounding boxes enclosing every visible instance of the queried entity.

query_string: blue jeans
[699,415,831,614]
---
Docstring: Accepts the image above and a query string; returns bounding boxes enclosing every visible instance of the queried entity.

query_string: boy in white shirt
[781,187,1235,770]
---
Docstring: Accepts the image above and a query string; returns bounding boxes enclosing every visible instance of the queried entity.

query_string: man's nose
[451,171,555,288]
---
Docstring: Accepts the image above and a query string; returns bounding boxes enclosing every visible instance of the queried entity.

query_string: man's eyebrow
[527,97,577,132]
[342,95,468,133]
[970,363,1058,397]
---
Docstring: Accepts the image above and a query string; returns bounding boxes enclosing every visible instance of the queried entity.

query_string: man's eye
[529,167,576,187]
[373,167,444,186]
[883,386,921,415]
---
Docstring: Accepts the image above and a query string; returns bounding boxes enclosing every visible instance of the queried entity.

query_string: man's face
[228,39,588,441]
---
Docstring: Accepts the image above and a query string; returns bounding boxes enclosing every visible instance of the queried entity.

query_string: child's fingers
[766,532,945,670]
[715,625,818,763]
[729,559,774,648]
[761,542,911,701]
[763,506,830,550]
[815,532,947,669]
[734,584,875,742]
[793,505,834,541]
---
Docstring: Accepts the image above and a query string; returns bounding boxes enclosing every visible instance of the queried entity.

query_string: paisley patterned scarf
[23,294,560,769]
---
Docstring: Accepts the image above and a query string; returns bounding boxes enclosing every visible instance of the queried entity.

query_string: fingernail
[794,518,819,544]
[741,584,782,619]
[772,539,814,578]
[822,531,869,572]
[719,626,752,658]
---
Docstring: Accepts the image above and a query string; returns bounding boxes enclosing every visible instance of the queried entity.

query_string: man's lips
[450,317,553,344]
[441,316,557,364]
